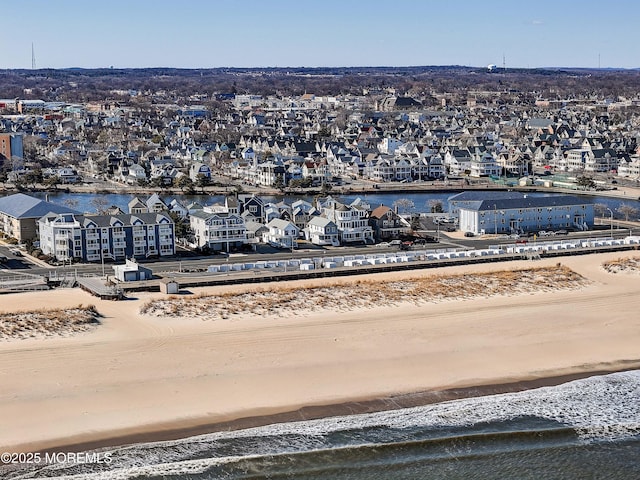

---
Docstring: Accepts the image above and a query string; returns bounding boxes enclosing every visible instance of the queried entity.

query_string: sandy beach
[1,251,639,454]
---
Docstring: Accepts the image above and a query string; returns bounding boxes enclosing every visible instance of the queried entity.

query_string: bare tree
[63,198,80,210]
[594,203,608,219]
[91,197,110,215]
[393,198,415,215]
[428,199,444,213]
[617,203,638,221]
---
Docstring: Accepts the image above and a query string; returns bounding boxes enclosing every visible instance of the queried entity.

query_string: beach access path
[0,250,639,453]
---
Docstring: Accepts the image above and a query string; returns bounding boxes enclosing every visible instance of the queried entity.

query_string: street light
[605,207,614,238]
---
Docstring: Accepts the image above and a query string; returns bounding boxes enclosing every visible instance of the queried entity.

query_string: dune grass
[0,304,101,341]
[141,264,588,321]
[602,256,640,274]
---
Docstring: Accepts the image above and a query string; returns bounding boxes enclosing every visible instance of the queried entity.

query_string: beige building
[0,193,79,242]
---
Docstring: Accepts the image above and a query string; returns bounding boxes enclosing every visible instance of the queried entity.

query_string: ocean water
[4,371,640,480]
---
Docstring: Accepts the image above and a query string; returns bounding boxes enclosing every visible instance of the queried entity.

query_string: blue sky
[1,0,639,69]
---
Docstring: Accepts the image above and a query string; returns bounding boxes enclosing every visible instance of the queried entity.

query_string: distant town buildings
[2,76,639,196]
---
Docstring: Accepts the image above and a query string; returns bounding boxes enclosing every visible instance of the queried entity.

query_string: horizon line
[2,64,638,72]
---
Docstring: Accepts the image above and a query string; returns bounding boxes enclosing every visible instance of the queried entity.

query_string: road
[2,223,638,280]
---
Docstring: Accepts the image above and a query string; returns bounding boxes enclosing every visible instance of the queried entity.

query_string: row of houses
[4,84,640,199]
[0,193,410,262]
[153,193,407,252]
[0,190,598,263]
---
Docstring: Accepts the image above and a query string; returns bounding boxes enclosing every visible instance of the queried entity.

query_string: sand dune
[0,251,639,454]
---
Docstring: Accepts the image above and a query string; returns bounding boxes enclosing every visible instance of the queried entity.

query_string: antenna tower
[31,43,36,69]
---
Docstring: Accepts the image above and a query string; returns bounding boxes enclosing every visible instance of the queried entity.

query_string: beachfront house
[368,205,412,241]
[0,193,81,242]
[304,216,340,246]
[38,212,175,262]
[458,195,594,236]
[319,197,374,245]
[265,218,299,249]
[189,209,248,252]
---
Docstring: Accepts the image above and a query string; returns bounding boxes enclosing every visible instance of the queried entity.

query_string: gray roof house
[0,193,80,242]
[458,195,594,235]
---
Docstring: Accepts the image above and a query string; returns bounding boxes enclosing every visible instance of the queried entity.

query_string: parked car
[377,242,390,248]
[538,231,550,237]
[10,249,22,257]
[464,231,475,237]
[400,241,413,250]
[555,230,568,235]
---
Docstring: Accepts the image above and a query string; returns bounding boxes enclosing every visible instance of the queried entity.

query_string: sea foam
[8,370,640,480]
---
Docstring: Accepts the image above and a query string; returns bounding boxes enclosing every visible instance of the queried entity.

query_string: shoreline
[2,180,640,201]
[14,361,640,456]
[1,251,639,457]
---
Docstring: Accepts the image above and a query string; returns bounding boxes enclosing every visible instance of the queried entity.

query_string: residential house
[470,152,501,177]
[124,164,147,185]
[444,149,472,175]
[320,197,374,244]
[304,216,339,246]
[189,162,211,182]
[146,193,168,213]
[291,199,317,230]
[0,193,80,242]
[168,199,189,219]
[128,197,149,214]
[189,209,247,252]
[238,194,265,223]
[618,155,640,179]
[368,205,412,241]
[43,166,81,184]
[265,218,299,249]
